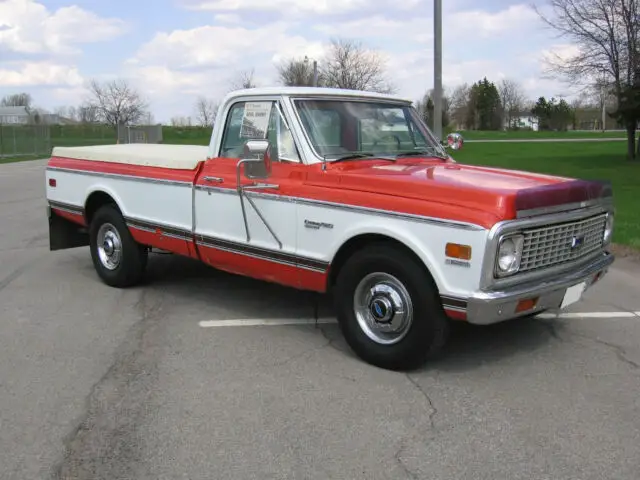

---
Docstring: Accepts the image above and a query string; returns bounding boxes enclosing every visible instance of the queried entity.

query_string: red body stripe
[49,156,199,184]
[197,244,326,291]
[52,208,86,226]
[127,227,193,258]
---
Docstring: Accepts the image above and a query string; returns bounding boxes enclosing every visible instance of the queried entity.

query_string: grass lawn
[453,142,639,249]
[0,154,47,164]
[452,129,628,140]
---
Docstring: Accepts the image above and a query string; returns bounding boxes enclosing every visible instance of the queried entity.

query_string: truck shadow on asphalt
[136,252,562,373]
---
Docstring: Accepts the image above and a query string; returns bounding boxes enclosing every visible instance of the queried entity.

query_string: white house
[0,106,30,124]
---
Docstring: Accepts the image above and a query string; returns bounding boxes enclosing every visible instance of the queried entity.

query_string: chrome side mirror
[445,132,464,151]
[240,139,272,179]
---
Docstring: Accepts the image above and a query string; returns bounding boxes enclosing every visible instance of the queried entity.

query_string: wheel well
[84,191,120,225]
[327,233,437,292]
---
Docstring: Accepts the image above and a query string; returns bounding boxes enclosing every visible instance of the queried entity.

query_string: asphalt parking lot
[2,158,640,480]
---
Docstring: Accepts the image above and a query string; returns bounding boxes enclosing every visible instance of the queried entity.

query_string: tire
[333,243,450,370]
[89,204,148,288]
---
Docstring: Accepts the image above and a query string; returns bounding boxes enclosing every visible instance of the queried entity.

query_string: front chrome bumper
[465,251,615,325]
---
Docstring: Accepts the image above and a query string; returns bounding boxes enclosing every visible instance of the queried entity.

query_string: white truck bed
[52,144,209,170]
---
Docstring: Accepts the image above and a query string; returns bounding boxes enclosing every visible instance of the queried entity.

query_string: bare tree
[448,83,471,129]
[499,78,527,129]
[319,38,394,93]
[194,96,218,127]
[276,57,319,86]
[78,102,100,124]
[1,92,33,111]
[534,0,640,159]
[86,78,148,129]
[229,68,257,90]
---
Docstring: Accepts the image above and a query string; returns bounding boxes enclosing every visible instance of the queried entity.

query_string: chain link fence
[0,124,163,159]
[0,124,51,158]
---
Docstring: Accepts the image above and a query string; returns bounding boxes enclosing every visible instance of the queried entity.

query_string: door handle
[203,176,223,183]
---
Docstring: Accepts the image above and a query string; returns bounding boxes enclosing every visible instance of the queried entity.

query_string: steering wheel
[372,134,401,150]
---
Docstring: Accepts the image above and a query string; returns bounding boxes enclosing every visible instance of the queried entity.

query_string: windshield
[293,98,448,161]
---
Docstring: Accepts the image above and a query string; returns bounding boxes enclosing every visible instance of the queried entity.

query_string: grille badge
[570,235,585,249]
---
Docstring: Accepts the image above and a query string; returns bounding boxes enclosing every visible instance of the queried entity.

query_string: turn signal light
[515,297,538,313]
[445,243,472,260]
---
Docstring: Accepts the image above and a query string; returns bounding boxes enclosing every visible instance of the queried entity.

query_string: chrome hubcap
[353,272,413,345]
[97,223,122,270]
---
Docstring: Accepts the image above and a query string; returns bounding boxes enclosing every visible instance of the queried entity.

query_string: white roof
[221,86,412,105]
[52,144,208,170]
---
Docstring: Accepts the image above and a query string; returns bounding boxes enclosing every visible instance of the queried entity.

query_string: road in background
[1,159,639,480]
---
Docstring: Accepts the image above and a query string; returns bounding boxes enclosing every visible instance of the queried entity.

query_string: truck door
[193,98,308,289]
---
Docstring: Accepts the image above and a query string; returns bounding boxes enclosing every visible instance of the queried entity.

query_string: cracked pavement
[1,159,640,479]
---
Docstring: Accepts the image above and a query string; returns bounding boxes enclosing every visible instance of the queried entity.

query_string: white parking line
[536,311,640,319]
[198,311,640,328]
[198,317,337,328]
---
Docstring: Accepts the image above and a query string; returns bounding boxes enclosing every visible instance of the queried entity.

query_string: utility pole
[313,60,318,87]
[433,0,443,141]
[601,85,606,132]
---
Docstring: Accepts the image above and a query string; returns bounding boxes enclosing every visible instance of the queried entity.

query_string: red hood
[306,159,612,227]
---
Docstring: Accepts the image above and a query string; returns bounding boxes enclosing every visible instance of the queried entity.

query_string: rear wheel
[89,204,147,287]
[334,243,450,370]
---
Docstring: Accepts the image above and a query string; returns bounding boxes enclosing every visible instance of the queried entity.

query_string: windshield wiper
[331,153,396,163]
[396,149,448,160]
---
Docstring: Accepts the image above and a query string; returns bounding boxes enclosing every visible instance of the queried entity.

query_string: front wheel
[89,204,148,288]
[334,244,450,370]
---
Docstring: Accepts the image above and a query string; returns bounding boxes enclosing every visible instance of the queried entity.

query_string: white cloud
[130,23,323,70]
[213,13,241,23]
[179,0,419,15]
[0,61,84,87]
[0,0,127,55]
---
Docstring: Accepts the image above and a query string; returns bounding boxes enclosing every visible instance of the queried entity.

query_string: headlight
[603,213,614,244]
[495,234,524,276]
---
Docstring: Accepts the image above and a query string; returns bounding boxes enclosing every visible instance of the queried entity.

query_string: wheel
[89,204,148,288]
[333,243,450,370]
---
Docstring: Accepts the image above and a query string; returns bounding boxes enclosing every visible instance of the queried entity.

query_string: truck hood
[314,160,611,225]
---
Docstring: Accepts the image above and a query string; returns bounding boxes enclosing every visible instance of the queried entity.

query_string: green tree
[466,78,502,130]
[531,96,574,131]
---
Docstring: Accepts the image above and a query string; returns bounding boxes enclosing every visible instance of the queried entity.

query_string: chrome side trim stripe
[48,166,484,231]
[195,234,329,273]
[49,200,84,216]
[440,295,468,311]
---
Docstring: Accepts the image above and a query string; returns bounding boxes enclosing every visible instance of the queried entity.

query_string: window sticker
[240,101,273,138]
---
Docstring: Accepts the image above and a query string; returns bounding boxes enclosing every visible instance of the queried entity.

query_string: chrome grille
[519,213,607,273]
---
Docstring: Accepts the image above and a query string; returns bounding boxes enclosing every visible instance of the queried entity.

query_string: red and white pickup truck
[45,87,615,370]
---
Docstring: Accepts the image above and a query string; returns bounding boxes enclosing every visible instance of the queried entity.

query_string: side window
[219,103,247,158]
[219,101,301,162]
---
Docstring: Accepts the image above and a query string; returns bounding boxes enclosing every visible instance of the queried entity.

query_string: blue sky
[0,0,579,123]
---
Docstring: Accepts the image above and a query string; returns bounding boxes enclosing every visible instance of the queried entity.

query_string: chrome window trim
[479,203,615,290]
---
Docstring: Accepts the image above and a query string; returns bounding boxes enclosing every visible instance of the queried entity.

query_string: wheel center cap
[369,297,393,323]
[103,238,114,256]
